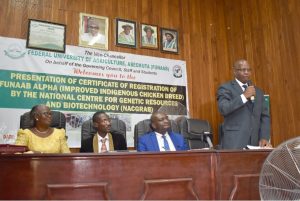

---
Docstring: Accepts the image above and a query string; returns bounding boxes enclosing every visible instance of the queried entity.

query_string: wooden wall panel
[216,0,300,146]
[0,0,300,147]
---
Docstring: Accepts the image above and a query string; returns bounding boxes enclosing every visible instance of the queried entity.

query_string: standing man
[80,111,127,153]
[217,59,271,149]
[137,112,189,152]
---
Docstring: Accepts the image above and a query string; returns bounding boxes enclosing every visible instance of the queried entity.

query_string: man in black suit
[217,59,271,149]
[80,111,127,153]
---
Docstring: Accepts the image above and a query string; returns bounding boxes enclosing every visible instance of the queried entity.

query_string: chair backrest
[133,119,179,148]
[80,118,127,144]
[177,117,213,149]
[20,111,66,129]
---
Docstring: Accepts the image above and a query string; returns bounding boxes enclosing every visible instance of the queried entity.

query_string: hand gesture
[243,86,256,99]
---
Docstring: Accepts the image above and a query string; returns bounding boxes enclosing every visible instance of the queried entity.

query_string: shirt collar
[97,133,108,140]
[235,78,247,88]
[155,131,169,138]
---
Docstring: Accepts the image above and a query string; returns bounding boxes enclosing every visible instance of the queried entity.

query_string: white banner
[0,36,189,147]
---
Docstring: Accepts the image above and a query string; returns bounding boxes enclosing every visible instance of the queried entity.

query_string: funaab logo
[173,65,182,78]
[4,44,26,59]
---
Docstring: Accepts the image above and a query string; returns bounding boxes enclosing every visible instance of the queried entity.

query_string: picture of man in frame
[118,24,135,45]
[141,25,157,48]
[79,13,108,50]
[81,18,105,45]
[163,32,176,50]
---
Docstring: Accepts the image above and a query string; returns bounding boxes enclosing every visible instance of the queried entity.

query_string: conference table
[0,149,271,200]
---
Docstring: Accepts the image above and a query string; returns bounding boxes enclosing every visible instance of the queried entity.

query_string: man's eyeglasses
[89,26,99,30]
[236,68,252,73]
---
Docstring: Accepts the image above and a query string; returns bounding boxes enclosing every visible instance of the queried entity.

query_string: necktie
[242,84,253,109]
[162,135,170,151]
[101,138,107,152]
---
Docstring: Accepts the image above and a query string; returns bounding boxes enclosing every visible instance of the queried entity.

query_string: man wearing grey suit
[217,59,271,149]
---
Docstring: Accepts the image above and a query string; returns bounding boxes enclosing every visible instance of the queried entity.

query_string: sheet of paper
[246,145,273,150]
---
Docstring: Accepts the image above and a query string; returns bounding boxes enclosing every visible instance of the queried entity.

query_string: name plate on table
[0,144,28,154]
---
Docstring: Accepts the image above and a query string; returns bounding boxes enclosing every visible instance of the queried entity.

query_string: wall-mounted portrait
[116,18,136,48]
[140,24,158,49]
[79,13,109,50]
[160,28,179,54]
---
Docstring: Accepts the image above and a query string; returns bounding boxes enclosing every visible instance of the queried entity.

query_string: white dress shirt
[155,132,176,151]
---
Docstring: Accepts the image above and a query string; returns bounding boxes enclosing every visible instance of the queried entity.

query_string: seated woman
[15,104,71,153]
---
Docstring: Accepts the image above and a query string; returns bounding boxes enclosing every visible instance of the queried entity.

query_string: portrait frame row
[114,18,179,54]
[79,13,179,54]
[26,13,179,54]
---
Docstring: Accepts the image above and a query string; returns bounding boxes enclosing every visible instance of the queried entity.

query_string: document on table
[246,145,273,150]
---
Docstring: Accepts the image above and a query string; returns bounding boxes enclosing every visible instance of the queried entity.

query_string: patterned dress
[15,128,70,153]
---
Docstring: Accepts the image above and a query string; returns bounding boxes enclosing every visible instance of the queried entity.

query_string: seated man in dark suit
[137,112,189,152]
[80,111,127,153]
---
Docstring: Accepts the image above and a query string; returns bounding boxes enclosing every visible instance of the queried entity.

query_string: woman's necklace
[34,127,50,134]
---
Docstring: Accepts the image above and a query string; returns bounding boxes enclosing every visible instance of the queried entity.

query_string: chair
[177,117,213,149]
[20,111,66,129]
[133,119,179,148]
[80,118,126,152]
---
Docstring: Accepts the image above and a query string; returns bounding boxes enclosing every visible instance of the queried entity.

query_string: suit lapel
[93,134,98,153]
[251,89,259,113]
[232,80,254,112]
[108,133,114,151]
[150,132,160,151]
[232,80,243,94]
[169,132,179,150]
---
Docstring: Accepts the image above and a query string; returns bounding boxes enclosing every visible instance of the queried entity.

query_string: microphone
[247,80,255,102]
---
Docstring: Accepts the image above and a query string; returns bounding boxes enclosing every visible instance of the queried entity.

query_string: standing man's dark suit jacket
[80,131,127,152]
[217,80,270,149]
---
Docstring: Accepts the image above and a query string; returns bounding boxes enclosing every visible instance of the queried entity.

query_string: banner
[0,36,188,147]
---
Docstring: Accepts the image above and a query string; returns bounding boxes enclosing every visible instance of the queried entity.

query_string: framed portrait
[79,13,109,50]
[26,19,66,53]
[160,28,179,54]
[140,23,158,49]
[115,18,137,48]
